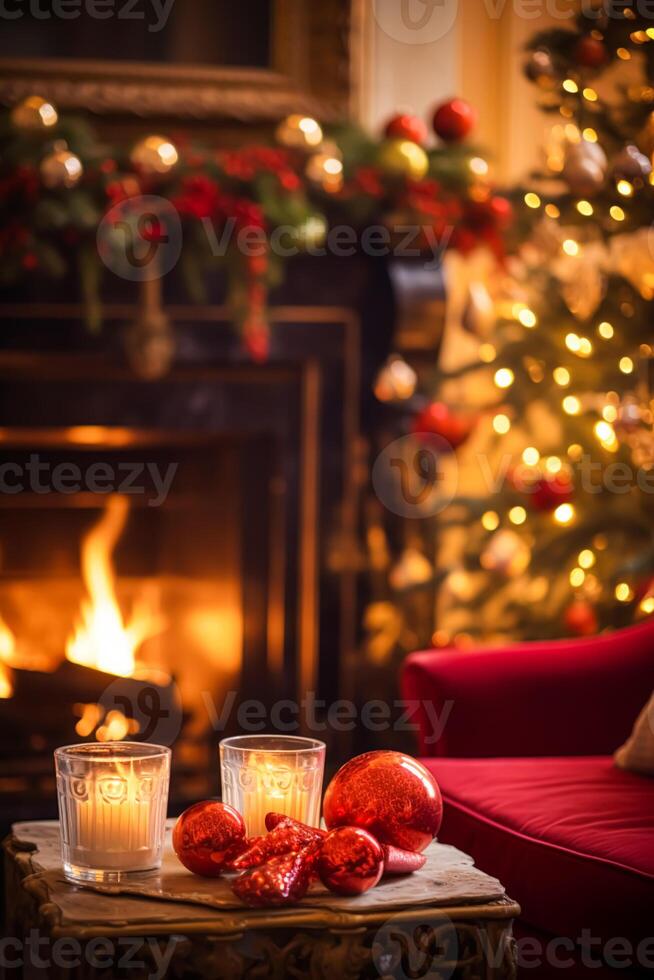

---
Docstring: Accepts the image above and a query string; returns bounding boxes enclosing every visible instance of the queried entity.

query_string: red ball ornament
[412,402,475,450]
[432,98,477,143]
[173,800,246,877]
[565,600,598,637]
[384,113,429,147]
[530,472,574,512]
[317,827,384,896]
[323,750,443,854]
[574,36,608,69]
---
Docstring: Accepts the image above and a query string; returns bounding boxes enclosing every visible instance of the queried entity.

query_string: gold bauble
[130,135,179,177]
[275,114,323,151]
[11,95,58,131]
[305,142,344,192]
[374,354,417,403]
[377,138,429,181]
[40,141,83,189]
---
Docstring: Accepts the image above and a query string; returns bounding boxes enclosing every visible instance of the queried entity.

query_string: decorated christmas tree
[365,2,654,665]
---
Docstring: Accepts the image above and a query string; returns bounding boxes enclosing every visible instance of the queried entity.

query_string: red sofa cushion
[424,756,654,946]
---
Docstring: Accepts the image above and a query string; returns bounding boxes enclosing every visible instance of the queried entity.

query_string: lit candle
[220,735,325,837]
[55,742,170,883]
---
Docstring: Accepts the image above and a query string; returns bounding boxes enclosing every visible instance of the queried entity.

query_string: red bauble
[323,750,443,854]
[384,113,429,147]
[412,402,475,450]
[565,600,598,637]
[530,472,574,512]
[317,827,384,896]
[574,36,608,69]
[173,800,246,877]
[432,98,477,143]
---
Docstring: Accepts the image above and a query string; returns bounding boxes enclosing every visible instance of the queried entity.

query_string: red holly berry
[432,98,477,143]
[173,801,246,877]
[384,113,429,147]
[232,843,320,907]
[232,816,325,870]
[382,844,427,875]
[574,36,608,69]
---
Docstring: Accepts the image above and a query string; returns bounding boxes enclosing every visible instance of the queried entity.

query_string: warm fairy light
[563,396,581,415]
[610,206,625,221]
[578,549,595,569]
[545,203,560,218]
[518,308,537,328]
[482,510,500,531]
[582,87,598,102]
[524,192,541,208]
[563,79,579,93]
[595,420,615,442]
[617,47,631,59]
[545,456,562,473]
[615,583,634,602]
[617,179,634,197]
[522,447,540,466]
[568,443,583,460]
[579,337,593,357]
[493,414,511,434]
[570,567,585,587]
[566,333,581,352]
[594,533,608,550]
[470,157,489,175]
[479,343,496,362]
[299,116,323,145]
[641,596,654,614]
[603,404,618,422]
[620,357,634,374]
[630,29,647,42]
[641,343,653,356]
[598,321,614,338]
[577,200,594,216]
[582,127,598,142]
[554,503,575,525]
[494,368,515,389]
[647,27,654,38]
[509,506,527,526]
[554,367,571,386]
[562,239,579,256]
[323,157,344,176]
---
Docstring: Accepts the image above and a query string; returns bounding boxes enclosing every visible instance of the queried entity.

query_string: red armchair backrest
[401,618,654,758]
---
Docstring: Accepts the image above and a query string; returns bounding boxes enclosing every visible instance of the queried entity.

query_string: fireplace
[0,303,361,826]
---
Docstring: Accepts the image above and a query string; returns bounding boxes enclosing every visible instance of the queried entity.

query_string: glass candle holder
[55,742,170,884]
[219,735,326,836]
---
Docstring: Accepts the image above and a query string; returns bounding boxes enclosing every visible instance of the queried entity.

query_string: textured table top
[6,820,517,938]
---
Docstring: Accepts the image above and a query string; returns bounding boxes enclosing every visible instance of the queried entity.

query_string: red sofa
[402,619,654,973]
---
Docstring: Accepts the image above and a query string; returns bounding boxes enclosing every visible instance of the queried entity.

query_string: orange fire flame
[66,496,164,677]
[0,616,15,698]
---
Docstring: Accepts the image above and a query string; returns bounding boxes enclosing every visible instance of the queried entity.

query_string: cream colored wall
[358,1,562,183]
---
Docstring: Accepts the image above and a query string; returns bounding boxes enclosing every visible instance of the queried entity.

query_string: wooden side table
[4,821,520,979]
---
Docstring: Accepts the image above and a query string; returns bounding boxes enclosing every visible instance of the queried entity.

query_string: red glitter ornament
[574,36,608,69]
[317,827,384,896]
[412,402,475,450]
[382,843,427,875]
[432,98,477,143]
[530,472,574,512]
[383,113,429,147]
[173,800,246,877]
[232,842,319,907]
[323,751,443,854]
[564,599,598,637]
[232,815,325,869]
